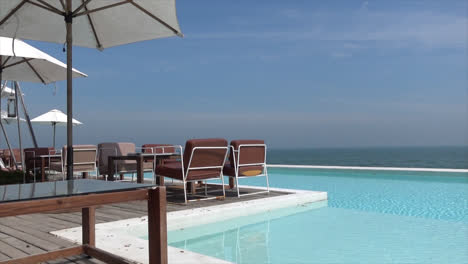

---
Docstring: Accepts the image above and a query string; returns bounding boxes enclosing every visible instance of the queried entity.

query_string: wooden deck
[0,184,284,263]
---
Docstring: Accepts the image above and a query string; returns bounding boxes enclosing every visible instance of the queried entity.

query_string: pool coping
[51,185,327,264]
[268,164,468,173]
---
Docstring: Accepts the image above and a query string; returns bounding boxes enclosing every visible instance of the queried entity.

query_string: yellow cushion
[241,170,262,176]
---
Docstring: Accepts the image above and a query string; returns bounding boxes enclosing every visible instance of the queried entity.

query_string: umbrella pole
[66,0,73,180]
[16,82,38,148]
[53,123,56,149]
[14,82,26,179]
[0,75,18,170]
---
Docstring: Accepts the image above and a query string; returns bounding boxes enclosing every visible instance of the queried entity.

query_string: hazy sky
[2,0,467,149]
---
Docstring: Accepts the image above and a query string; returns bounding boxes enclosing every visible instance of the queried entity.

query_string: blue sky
[3,0,467,148]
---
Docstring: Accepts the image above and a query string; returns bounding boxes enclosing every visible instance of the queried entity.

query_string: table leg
[82,207,95,246]
[148,187,167,264]
[155,159,164,186]
[187,182,196,194]
[137,156,143,183]
[82,172,88,179]
[108,157,115,181]
[41,157,46,182]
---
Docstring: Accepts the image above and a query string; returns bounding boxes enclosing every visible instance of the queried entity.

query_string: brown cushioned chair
[49,145,97,180]
[97,142,154,181]
[156,138,229,203]
[223,139,269,197]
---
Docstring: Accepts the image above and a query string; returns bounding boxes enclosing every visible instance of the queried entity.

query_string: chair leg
[235,176,240,198]
[183,180,187,204]
[204,181,207,196]
[265,167,270,193]
[221,174,226,199]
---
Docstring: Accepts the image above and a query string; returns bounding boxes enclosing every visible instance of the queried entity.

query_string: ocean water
[267,146,468,168]
[168,168,468,264]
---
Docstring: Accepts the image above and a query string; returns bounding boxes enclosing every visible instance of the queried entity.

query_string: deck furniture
[156,138,229,203]
[24,147,58,181]
[98,143,153,181]
[0,180,167,264]
[141,144,180,185]
[49,145,98,180]
[223,140,270,197]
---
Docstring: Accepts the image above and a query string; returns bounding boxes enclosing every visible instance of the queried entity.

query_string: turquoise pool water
[167,168,468,264]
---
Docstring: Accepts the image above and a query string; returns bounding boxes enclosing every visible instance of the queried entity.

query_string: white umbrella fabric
[31,109,82,149]
[1,110,25,124]
[0,85,16,98]
[0,1,182,179]
[0,36,87,83]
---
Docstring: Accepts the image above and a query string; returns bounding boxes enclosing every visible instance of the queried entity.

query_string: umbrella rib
[34,0,64,14]
[129,1,182,36]
[3,58,34,70]
[25,59,46,84]
[27,0,64,16]
[81,0,103,50]
[0,57,11,68]
[72,0,94,16]
[0,0,28,26]
[59,0,66,11]
[73,1,131,17]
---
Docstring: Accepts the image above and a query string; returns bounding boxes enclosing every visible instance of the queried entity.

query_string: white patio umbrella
[31,109,82,149]
[0,110,25,124]
[0,36,86,171]
[0,1,182,179]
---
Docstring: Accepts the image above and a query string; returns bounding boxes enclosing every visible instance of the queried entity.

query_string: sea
[267,146,468,169]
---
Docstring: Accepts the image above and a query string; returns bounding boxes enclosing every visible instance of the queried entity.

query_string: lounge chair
[49,145,98,180]
[156,138,229,203]
[97,142,153,181]
[223,140,269,197]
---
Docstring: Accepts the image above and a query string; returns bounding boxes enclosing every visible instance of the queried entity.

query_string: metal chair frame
[230,143,270,198]
[157,145,229,203]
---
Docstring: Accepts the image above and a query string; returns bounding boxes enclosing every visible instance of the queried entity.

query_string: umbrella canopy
[0,36,87,83]
[0,1,182,49]
[0,0,182,179]
[31,109,82,149]
[0,110,25,124]
[31,109,82,126]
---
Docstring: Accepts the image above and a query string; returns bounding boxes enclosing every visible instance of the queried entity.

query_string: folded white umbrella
[0,1,182,179]
[0,110,25,124]
[0,85,15,98]
[31,109,82,149]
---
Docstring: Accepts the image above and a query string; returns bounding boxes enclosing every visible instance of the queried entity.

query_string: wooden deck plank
[1,236,46,255]
[0,218,74,248]
[0,224,61,251]
[0,239,28,259]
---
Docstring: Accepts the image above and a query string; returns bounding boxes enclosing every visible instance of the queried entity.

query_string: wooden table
[108,153,179,184]
[0,180,167,264]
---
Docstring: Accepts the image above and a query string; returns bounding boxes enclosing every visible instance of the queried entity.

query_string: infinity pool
[168,168,468,263]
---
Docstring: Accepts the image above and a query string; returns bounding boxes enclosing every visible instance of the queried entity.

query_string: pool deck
[0,184,325,263]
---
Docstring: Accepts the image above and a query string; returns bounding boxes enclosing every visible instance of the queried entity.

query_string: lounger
[223,140,269,197]
[49,145,98,180]
[97,142,154,181]
[156,138,229,203]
